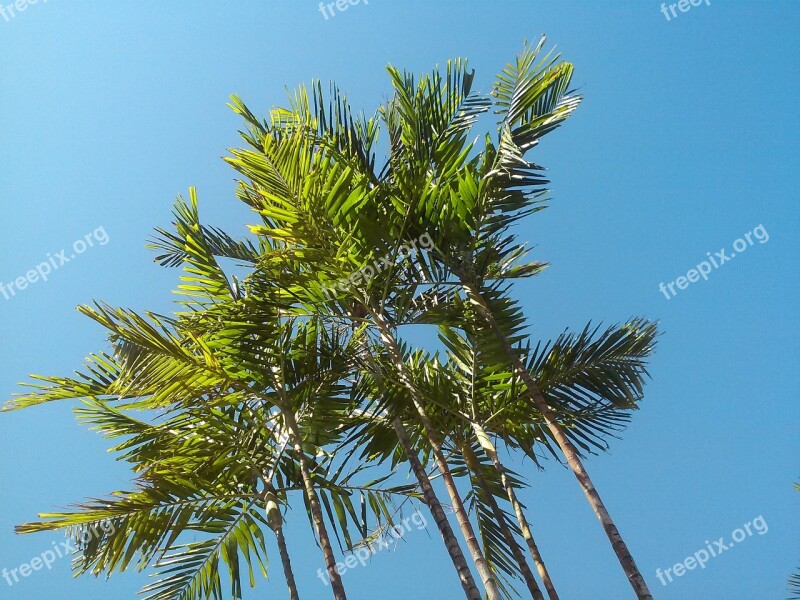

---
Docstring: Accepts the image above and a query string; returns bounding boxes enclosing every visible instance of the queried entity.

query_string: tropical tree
[394,351,548,599]
[10,378,412,600]
[224,88,505,599]
[350,37,656,598]
[6,195,419,600]
[432,316,657,600]
[350,362,484,598]
[5,36,663,600]
[459,438,544,599]
[155,189,488,598]
[220,37,657,598]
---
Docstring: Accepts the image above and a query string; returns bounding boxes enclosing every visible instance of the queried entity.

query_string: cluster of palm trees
[5,37,660,599]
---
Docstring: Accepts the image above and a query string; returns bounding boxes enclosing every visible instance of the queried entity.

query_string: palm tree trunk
[367,308,502,600]
[274,525,300,600]
[265,490,300,600]
[472,423,560,600]
[462,283,653,600]
[461,442,544,600]
[393,417,482,600]
[281,407,348,600]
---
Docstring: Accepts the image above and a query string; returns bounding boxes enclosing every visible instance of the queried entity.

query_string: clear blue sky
[1,1,798,599]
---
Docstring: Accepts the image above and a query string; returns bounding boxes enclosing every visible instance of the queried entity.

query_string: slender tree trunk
[461,442,544,600]
[275,526,300,600]
[281,408,348,600]
[367,308,502,600]
[393,417,482,600]
[472,423,559,600]
[462,283,653,600]
[265,490,300,600]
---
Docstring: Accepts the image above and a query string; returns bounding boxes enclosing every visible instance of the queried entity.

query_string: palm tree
[10,392,412,599]
[350,338,544,598]
[430,331,558,599]
[225,90,504,599]
[359,38,657,598]
[11,395,287,598]
[364,310,503,599]
[5,37,663,600]
[397,316,655,600]
[257,317,352,600]
[459,433,544,599]
[435,316,658,599]
[147,192,354,599]
[190,39,659,598]
[221,41,659,597]
[6,196,418,599]
[264,486,299,600]
[350,381,483,598]
[157,188,487,598]
[361,345,551,598]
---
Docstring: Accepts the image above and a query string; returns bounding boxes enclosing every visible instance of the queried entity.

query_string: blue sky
[1,1,798,599]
